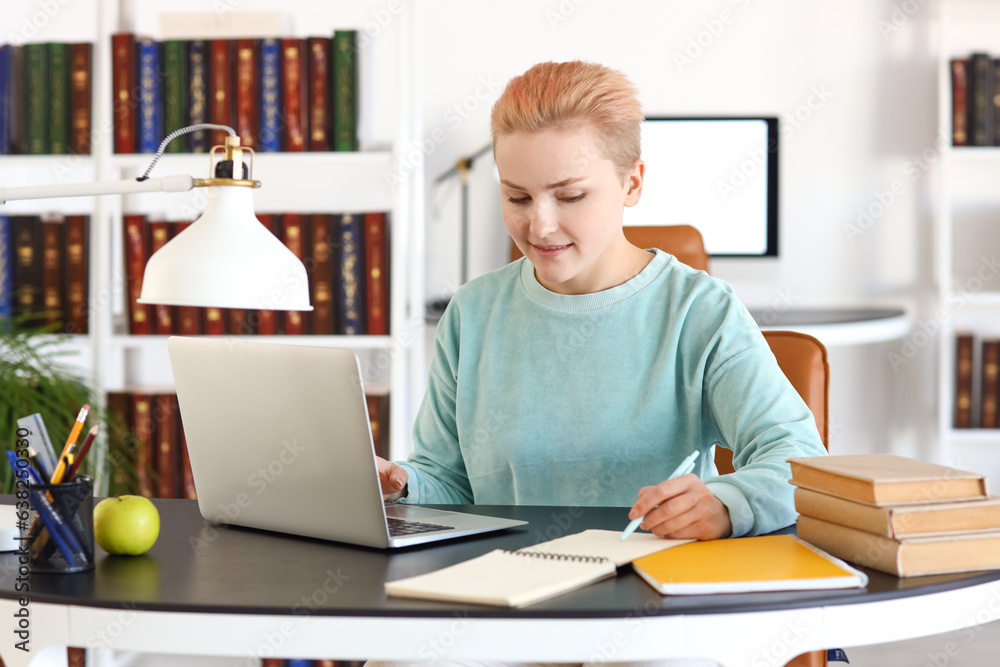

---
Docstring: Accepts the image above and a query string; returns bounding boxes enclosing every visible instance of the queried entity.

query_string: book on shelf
[137,37,162,154]
[1,214,89,333]
[148,220,175,335]
[123,214,152,335]
[111,33,135,154]
[364,212,389,335]
[787,453,989,505]
[794,487,1000,539]
[385,529,686,607]
[332,30,358,152]
[309,213,337,335]
[48,42,68,155]
[797,514,1000,577]
[160,40,187,152]
[235,38,258,150]
[982,338,1000,428]
[210,39,234,148]
[188,39,209,152]
[24,42,48,154]
[307,36,330,152]
[68,43,92,155]
[955,332,974,428]
[281,212,307,334]
[259,38,282,152]
[0,45,10,154]
[632,534,868,595]
[338,213,366,335]
[970,52,995,147]
[282,38,307,152]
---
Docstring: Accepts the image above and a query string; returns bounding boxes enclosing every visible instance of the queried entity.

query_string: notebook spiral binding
[507,550,611,564]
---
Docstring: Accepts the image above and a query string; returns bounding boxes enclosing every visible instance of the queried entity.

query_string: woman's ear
[624,159,644,207]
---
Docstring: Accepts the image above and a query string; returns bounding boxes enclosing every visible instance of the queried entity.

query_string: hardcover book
[309,213,335,335]
[798,515,1000,577]
[24,43,49,154]
[307,36,330,151]
[8,46,24,155]
[281,38,307,152]
[332,30,358,151]
[364,212,389,335]
[955,333,974,428]
[0,46,10,154]
[131,391,155,497]
[68,43,92,155]
[40,218,64,327]
[982,339,1000,428]
[137,38,162,154]
[187,40,209,153]
[794,487,1000,539]
[111,33,136,154]
[160,40,187,152]
[281,213,307,334]
[155,393,179,498]
[0,215,11,320]
[64,215,89,334]
[338,213,365,335]
[48,43,68,154]
[123,214,151,335]
[258,38,282,152]
[209,40,233,148]
[235,39,258,149]
[969,52,995,146]
[148,220,175,334]
[12,216,42,327]
[788,453,989,505]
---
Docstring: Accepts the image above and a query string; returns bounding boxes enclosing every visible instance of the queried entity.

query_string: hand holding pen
[620,450,733,542]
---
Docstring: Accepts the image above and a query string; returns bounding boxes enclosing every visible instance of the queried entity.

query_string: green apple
[93,495,160,556]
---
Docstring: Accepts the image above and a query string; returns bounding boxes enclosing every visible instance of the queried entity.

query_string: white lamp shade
[138,186,313,311]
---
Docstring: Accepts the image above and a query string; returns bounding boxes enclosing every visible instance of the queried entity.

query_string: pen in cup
[621,450,701,541]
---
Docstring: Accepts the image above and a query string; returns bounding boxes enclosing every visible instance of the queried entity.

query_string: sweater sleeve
[395,301,475,505]
[699,298,828,537]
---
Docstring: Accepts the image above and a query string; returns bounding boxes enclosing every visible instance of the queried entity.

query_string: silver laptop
[167,336,527,548]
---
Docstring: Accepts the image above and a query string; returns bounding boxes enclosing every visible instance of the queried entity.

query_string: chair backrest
[714,331,830,475]
[509,224,710,272]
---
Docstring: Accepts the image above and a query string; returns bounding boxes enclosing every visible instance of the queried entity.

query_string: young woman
[376,61,826,543]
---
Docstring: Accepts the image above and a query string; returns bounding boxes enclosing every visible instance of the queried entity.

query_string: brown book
[174,221,201,335]
[234,39,258,149]
[281,38,307,152]
[69,43,92,155]
[952,58,969,147]
[149,220,175,335]
[105,391,134,496]
[794,487,1000,539]
[255,214,278,335]
[209,40,234,149]
[111,33,136,154]
[180,429,197,500]
[229,308,253,336]
[788,453,988,505]
[797,515,1000,577]
[67,647,86,667]
[41,218,65,328]
[366,389,390,459]
[155,393,178,498]
[260,661,284,667]
[123,214,151,335]
[307,37,330,151]
[981,339,1000,428]
[132,391,155,497]
[203,306,225,335]
[281,213,308,334]
[364,212,389,335]
[64,215,89,334]
[955,333,974,428]
[309,213,335,334]
[12,216,43,328]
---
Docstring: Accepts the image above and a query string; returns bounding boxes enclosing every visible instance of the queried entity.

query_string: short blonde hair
[490,61,643,179]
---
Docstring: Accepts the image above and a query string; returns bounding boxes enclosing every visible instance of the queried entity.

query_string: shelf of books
[1,0,425,523]
[937,1,1000,483]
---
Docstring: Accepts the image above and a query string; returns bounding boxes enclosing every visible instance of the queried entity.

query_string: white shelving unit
[0,0,426,488]
[936,0,1000,481]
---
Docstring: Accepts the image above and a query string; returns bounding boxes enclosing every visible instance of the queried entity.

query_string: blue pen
[621,450,701,541]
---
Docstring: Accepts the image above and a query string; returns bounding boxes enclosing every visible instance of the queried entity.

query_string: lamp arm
[0,175,195,203]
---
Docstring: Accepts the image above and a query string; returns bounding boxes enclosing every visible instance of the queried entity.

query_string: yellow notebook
[632,534,869,595]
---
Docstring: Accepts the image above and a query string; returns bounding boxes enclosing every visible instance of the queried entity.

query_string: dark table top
[5,499,999,619]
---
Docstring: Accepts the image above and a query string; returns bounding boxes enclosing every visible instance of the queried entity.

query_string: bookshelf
[0,0,426,491]
[936,0,1000,481]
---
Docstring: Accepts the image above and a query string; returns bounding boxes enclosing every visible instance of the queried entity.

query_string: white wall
[415,0,942,460]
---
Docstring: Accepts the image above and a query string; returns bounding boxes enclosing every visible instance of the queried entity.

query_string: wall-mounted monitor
[624,116,779,257]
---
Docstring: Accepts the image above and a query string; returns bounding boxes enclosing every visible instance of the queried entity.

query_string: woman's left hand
[627,474,733,540]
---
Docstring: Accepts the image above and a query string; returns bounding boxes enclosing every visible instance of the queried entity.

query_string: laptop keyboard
[387,517,454,536]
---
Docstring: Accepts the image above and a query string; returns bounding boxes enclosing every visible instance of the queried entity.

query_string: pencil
[61,404,90,454]
[49,443,77,485]
[66,424,98,480]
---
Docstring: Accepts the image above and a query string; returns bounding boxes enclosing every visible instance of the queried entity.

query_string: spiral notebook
[384,529,691,607]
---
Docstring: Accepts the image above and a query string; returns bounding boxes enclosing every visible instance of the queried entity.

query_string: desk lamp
[0,124,312,311]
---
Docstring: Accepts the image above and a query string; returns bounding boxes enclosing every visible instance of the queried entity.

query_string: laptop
[167,336,527,548]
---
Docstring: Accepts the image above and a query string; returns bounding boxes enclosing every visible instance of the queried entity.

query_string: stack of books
[790,454,1000,577]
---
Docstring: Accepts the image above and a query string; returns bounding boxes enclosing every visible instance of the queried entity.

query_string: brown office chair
[509,224,710,273]
[714,331,830,475]
[715,330,830,667]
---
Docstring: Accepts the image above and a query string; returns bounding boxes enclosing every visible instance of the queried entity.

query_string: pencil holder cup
[25,475,95,574]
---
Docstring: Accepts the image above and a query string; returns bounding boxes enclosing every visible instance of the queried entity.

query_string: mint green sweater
[398,250,827,536]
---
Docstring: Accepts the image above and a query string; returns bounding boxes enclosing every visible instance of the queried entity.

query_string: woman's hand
[627,474,732,540]
[377,456,409,501]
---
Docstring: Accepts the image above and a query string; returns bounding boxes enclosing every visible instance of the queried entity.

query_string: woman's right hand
[377,456,409,501]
